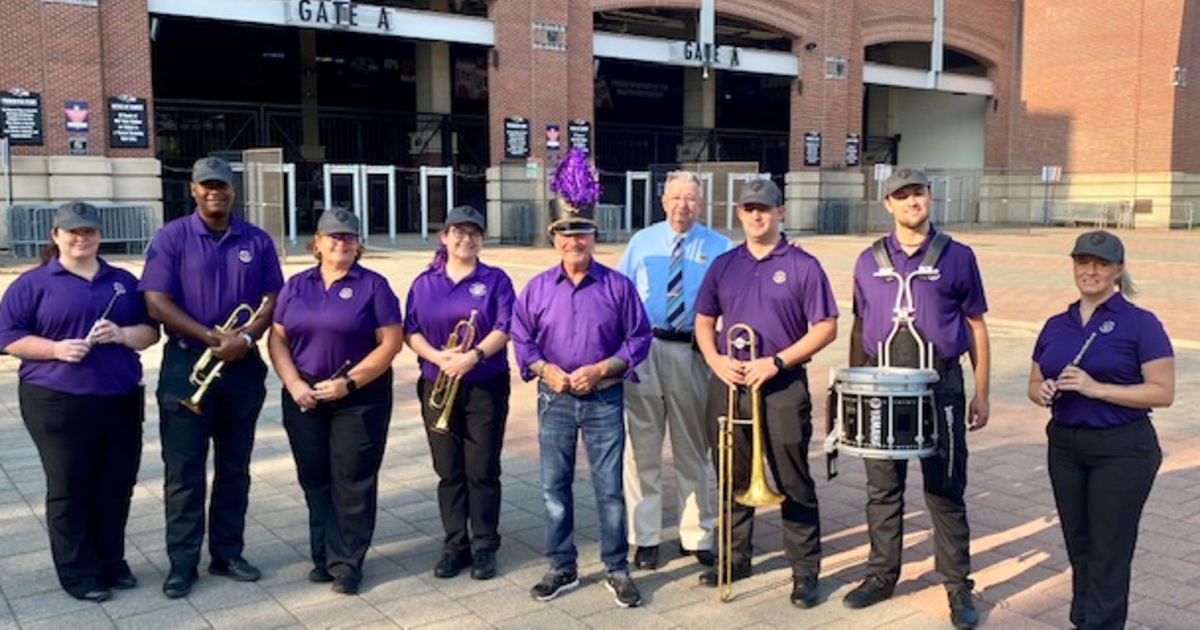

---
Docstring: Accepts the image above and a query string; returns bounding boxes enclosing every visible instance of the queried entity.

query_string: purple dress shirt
[511,258,651,381]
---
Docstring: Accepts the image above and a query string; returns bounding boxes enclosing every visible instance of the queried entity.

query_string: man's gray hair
[664,171,704,196]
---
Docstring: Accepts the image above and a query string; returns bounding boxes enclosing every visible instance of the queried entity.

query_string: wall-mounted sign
[846,133,860,167]
[68,136,88,156]
[567,119,591,154]
[503,116,530,159]
[546,124,561,151]
[803,131,821,167]
[1,90,43,146]
[667,41,742,70]
[64,100,89,133]
[108,96,149,148]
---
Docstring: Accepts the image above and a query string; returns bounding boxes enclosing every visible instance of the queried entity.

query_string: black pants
[706,369,821,579]
[862,363,972,591]
[1048,417,1160,630]
[418,373,510,554]
[157,342,266,568]
[20,381,143,598]
[282,369,392,578]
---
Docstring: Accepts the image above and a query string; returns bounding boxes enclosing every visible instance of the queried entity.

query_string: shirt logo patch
[238,249,253,264]
[772,270,787,285]
[1099,320,1116,334]
[338,287,354,300]
[469,282,488,298]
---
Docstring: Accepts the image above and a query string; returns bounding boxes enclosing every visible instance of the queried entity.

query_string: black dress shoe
[104,562,137,590]
[790,575,819,609]
[843,574,895,609]
[330,570,361,595]
[471,549,497,580]
[633,545,659,571]
[208,556,261,582]
[75,587,112,603]
[162,566,198,599]
[678,544,716,567]
[698,561,751,587]
[308,567,334,583]
[434,550,472,579]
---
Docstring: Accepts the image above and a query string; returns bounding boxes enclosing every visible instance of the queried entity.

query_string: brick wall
[0,0,153,158]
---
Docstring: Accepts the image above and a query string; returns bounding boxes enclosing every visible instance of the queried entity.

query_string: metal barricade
[595,203,626,243]
[7,203,154,258]
[500,202,535,245]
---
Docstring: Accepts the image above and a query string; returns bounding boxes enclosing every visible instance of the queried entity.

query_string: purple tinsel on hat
[549,148,601,208]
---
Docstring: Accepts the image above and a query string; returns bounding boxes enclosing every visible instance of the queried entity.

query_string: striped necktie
[666,234,687,331]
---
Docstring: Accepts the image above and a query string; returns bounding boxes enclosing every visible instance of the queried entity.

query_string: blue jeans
[537,381,629,575]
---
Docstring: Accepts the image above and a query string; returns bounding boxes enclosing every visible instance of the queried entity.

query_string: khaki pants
[622,338,713,550]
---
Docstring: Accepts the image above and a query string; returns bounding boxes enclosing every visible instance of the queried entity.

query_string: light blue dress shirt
[618,221,733,331]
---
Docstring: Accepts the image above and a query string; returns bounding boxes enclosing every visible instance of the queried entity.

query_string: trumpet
[427,310,478,434]
[716,323,785,602]
[181,296,271,415]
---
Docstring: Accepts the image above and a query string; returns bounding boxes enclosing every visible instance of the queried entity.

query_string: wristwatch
[772,355,786,371]
[343,374,358,393]
[240,332,254,348]
[472,347,486,362]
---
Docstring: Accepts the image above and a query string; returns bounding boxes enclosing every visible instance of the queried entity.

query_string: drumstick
[300,361,353,412]
[1050,332,1098,404]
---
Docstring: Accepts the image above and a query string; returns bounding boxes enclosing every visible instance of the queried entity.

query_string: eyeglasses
[449,226,483,240]
[323,232,359,243]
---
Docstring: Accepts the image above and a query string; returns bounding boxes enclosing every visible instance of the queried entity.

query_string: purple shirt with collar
[139,212,284,347]
[273,263,402,379]
[404,261,515,384]
[0,259,152,396]
[1033,293,1173,428]
[695,236,839,359]
[512,258,651,381]
[852,228,987,362]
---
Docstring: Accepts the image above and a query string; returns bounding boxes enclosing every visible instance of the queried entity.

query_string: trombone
[427,309,478,434]
[716,323,785,602]
[181,296,270,415]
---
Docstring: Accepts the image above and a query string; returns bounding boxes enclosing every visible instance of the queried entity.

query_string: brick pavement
[0,227,1197,629]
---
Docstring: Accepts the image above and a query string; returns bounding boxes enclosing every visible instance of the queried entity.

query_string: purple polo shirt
[695,236,839,359]
[1033,293,1173,428]
[512,258,652,381]
[139,212,284,347]
[0,259,152,396]
[852,229,987,362]
[273,264,402,379]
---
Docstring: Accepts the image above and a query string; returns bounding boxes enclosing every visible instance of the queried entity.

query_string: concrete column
[299,30,324,161]
[683,68,717,128]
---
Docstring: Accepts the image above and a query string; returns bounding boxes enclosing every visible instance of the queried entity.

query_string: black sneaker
[949,587,979,630]
[605,573,643,608]
[790,575,819,609]
[843,574,895,609]
[530,567,580,601]
[678,543,716,567]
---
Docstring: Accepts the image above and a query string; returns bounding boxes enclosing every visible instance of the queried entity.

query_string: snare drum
[833,367,940,460]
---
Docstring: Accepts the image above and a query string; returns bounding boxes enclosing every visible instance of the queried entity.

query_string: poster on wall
[567,119,591,154]
[503,116,530,159]
[845,133,860,167]
[803,131,821,167]
[64,101,89,134]
[108,96,149,148]
[546,124,561,151]
[1,90,43,146]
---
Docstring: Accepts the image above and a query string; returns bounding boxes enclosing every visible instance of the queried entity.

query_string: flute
[1050,332,1098,405]
[300,360,353,412]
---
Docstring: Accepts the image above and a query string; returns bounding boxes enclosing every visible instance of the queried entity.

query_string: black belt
[652,328,693,343]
